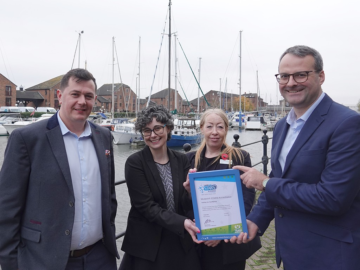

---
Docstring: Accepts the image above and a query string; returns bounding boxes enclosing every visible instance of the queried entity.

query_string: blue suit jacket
[0,113,119,270]
[248,94,360,270]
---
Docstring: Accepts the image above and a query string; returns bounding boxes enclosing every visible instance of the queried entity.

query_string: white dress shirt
[279,92,325,172]
[57,114,103,250]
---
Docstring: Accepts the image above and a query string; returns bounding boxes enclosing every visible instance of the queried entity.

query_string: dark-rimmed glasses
[275,71,314,85]
[142,124,166,137]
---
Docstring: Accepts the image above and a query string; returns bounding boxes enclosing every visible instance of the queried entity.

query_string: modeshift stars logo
[199,184,217,194]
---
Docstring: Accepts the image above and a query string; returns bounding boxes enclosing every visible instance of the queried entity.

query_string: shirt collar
[57,113,92,137]
[286,92,325,126]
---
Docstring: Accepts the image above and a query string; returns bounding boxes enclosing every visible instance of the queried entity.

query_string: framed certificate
[189,169,248,240]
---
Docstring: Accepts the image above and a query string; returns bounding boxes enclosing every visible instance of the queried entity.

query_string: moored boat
[0,125,8,136]
[245,116,267,130]
[111,121,144,145]
[2,114,54,134]
[167,118,202,147]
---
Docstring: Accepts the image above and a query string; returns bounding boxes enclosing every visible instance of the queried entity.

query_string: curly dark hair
[135,105,174,141]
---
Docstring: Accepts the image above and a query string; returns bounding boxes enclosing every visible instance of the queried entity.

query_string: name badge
[220,159,232,165]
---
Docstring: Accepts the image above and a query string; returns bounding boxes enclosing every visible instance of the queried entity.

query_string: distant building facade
[0,74,17,107]
[25,75,63,109]
[145,88,183,112]
[189,90,240,112]
[97,83,137,113]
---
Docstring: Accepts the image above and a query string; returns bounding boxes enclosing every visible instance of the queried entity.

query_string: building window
[45,90,47,95]
[5,86,11,96]
[5,98,11,106]
[126,88,129,92]
[54,90,58,98]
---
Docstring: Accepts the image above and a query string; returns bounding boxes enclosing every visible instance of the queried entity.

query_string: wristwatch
[262,178,270,191]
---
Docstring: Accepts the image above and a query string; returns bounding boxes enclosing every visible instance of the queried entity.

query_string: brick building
[145,88,183,112]
[243,92,267,110]
[0,74,17,107]
[25,75,63,109]
[97,83,137,112]
[189,90,240,112]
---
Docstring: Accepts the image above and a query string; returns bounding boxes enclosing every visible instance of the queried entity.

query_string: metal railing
[114,130,272,240]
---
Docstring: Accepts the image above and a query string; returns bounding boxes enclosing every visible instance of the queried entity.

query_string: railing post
[232,134,241,148]
[262,130,269,176]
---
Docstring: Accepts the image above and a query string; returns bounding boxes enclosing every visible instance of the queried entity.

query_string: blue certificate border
[189,169,248,240]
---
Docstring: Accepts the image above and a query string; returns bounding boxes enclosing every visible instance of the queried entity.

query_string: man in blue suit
[232,46,360,269]
[0,69,119,270]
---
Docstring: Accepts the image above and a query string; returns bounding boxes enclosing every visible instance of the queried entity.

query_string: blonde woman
[185,108,261,270]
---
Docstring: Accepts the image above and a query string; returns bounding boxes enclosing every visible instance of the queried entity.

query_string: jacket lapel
[282,94,331,176]
[90,125,110,201]
[273,119,289,175]
[143,146,167,199]
[46,114,74,193]
[168,149,180,212]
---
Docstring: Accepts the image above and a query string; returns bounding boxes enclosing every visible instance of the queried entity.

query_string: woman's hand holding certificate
[188,169,249,241]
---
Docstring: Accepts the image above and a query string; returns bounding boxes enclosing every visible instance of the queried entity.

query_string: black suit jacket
[0,113,119,270]
[187,146,261,264]
[121,146,194,262]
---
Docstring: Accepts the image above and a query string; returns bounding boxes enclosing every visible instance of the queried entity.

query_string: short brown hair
[60,68,97,91]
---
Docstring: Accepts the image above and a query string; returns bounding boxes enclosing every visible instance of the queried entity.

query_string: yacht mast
[225,78,228,111]
[219,78,221,109]
[174,33,178,112]
[256,70,259,113]
[78,31,83,68]
[239,30,242,116]
[137,37,141,117]
[111,37,115,119]
[197,58,201,116]
[168,0,172,110]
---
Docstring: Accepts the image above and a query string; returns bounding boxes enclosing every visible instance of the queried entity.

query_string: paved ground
[245,191,283,270]
[245,219,283,270]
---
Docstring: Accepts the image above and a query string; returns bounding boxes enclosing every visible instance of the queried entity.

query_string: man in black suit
[0,69,119,270]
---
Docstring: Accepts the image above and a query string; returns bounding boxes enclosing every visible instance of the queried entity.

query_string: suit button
[69,201,74,207]
[65,230,70,235]
[279,213,283,218]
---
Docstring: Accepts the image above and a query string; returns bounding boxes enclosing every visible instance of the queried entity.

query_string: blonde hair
[194,109,244,169]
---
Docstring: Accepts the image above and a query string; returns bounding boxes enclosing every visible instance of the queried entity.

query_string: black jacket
[122,146,195,262]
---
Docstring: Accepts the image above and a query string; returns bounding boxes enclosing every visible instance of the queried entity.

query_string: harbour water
[0,128,273,263]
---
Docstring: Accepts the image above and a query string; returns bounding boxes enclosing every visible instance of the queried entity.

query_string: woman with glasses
[120,105,201,270]
[184,108,261,270]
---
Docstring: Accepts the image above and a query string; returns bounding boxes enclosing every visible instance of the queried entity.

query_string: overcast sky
[1,0,359,106]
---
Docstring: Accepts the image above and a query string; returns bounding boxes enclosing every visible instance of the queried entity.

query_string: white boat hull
[111,131,143,144]
[2,122,31,134]
[0,125,8,136]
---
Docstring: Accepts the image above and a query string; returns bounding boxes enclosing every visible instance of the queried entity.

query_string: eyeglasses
[275,71,314,85]
[142,124,166,137]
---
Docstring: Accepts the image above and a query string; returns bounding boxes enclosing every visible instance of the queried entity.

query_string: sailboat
[230,31,246,129]
[145,0,202,147]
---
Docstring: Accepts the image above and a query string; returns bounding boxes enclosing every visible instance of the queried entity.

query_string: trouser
[65,240,117,270]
